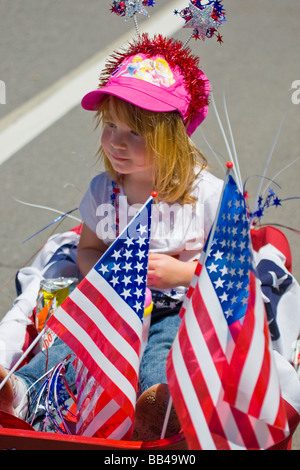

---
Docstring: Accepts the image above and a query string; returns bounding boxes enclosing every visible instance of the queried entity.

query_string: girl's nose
[111,131,127,150]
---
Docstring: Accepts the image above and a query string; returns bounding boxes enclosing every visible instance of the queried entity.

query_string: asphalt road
[0,0,299,449]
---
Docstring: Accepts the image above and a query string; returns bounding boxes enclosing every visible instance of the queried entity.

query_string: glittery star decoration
[110,1,154,21]
[175,0,226,44]
[183,2,215,40]
[125,0,149,21]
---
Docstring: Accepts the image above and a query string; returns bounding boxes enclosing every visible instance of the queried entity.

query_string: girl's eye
[107,122,116,128]
[131,129,142,137]
[104,121,116,129]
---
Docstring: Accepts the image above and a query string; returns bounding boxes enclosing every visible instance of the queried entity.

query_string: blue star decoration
[204,175,253,326]
[94,198,152,321]
[250,188,282,222]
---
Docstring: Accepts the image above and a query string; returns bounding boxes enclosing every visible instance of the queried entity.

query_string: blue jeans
[139,309,182,394]
[15,337,75,429]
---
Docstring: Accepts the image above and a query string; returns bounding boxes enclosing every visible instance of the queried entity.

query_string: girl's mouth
[112,154,128,162]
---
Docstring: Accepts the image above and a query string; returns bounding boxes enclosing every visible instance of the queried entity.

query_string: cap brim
[81,86,176,114]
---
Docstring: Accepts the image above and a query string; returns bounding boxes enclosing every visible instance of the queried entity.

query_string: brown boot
[132,383,181,441]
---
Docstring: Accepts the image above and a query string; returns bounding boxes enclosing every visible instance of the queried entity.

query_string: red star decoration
[211,10,219,21]
[216,33,223,44]
[193,32,201,40]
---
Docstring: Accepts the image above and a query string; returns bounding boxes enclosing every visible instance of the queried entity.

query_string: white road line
[0,0,187,166]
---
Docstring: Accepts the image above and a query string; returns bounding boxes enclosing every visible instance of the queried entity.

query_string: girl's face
[101,102,153,180]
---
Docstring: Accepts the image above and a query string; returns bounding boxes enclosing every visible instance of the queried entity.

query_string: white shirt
[79,169,223,299]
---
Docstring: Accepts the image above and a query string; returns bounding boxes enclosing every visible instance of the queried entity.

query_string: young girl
[0,33,223,440]
[77,34,223,439]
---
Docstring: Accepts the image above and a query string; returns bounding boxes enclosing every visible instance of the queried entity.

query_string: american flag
[166,174,289,450]
[48,196,153,440]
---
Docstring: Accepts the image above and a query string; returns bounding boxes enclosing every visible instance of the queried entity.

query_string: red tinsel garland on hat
[98,34,209,126]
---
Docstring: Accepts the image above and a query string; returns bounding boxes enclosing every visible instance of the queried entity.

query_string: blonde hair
[95,95,207,204]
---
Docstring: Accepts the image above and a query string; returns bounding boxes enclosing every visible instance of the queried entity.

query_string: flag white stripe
[71,287,140,372]
[56,308,137,406]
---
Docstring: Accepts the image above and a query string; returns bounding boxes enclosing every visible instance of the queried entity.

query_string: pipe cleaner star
[111,1,151,20]
[183,2,216,40]
[175,0,226,44]
[125,0,149,20]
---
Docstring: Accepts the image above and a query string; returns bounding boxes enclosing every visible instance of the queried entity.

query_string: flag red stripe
[247,314,272,418]
[267,419,289,446]
[230,407,260,449]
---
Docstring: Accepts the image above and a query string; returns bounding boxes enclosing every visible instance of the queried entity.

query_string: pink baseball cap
[81,35,210,136]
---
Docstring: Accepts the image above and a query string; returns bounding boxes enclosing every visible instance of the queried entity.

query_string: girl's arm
[147,253,197,290]
[77,223,108,277]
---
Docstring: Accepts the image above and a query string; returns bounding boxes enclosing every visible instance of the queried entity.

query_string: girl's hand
[147,253,197,290]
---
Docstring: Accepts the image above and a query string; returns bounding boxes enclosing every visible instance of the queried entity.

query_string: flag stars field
[204,176,253,326]
[97,233,150,318]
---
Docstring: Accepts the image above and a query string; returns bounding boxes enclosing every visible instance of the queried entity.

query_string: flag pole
[0,325,48,391]
[160,393,174,440]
